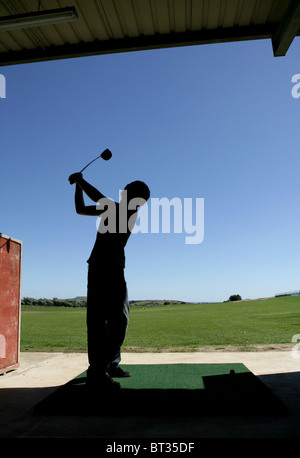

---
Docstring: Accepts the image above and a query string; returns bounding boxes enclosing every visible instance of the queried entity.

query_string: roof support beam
[272,0,300,56]
[0,24,277,67]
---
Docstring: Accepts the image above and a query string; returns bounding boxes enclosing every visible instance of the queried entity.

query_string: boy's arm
[69,173,104,202]
[74,183,100,216]
[69,172,116,216]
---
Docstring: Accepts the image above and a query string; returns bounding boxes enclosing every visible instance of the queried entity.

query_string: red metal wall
[0,234,22,373]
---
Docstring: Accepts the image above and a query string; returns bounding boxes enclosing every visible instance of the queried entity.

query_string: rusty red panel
[0,234,22,374]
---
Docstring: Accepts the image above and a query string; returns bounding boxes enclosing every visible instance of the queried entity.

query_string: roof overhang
[0,0,299,67]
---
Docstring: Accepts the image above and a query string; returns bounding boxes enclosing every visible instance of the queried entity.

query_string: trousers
[86,262,129,379]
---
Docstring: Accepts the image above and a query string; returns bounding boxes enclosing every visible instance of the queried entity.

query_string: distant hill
[129,300,186,306]
[21,296,187,307]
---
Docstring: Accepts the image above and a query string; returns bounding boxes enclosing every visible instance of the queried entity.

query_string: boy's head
[121,181,150,207]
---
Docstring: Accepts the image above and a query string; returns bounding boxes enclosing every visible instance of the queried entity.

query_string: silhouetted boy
[69,172,150,390]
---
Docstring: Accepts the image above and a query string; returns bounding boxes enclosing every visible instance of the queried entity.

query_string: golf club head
[101,149,112,161]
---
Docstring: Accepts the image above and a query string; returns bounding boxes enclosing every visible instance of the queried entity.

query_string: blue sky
[1,37,300,303]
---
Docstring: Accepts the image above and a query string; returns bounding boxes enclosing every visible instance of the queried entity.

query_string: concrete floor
[1,350,300,438]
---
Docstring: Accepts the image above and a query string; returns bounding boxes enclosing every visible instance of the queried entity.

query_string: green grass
[20,296,300,352]
[21,307,87,351]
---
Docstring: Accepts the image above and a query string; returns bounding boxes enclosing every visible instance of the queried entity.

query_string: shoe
[87,373,121,390]
[108,366,131,378]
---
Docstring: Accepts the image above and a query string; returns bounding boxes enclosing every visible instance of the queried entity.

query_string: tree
[229,294,242,302]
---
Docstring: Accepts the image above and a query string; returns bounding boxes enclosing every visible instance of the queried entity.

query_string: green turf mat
[34,364,287,416]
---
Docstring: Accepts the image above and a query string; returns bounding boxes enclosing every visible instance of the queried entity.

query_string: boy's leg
[86,264,120,388]
[106,270,131,376]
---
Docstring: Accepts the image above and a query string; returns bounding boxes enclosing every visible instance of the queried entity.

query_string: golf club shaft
[79,154,101,173]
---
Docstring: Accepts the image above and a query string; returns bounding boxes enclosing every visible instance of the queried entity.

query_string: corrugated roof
[0,0,299,66]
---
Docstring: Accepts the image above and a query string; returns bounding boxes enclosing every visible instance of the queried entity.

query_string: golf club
[79,148,112,173]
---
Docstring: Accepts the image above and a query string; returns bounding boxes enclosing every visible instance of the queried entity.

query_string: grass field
[20,296,300,352]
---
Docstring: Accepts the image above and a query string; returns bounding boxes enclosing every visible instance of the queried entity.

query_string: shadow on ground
[1,371,300,438]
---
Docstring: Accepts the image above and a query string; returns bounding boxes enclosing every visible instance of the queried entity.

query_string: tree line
[21,295,242,307]
[21,297,87,307]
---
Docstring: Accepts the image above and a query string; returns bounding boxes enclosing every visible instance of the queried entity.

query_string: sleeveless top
[87,203,137,269]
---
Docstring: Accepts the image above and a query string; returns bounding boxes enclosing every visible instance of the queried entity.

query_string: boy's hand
[68,172,83,185]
